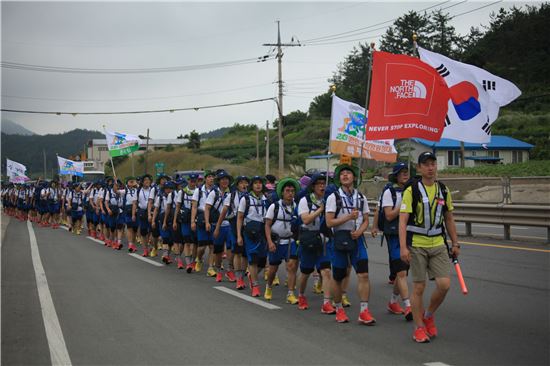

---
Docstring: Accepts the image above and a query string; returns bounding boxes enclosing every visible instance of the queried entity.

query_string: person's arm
[236,211,244,246]
[151,206,159,228]
[132,199,137,222]
[351,213,369,239]
[444,211,460,258]
[384,204,401,221]
[190,201,198,232]
[326,211,356,228]
[300,204,324,225]
[264,218,276,252]
[162,205,169,230]
[399,212,410,263]
[173,202,181,231]
[214,205,228,239]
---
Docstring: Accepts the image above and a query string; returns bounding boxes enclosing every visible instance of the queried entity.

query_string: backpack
[271,201,300,240]
[377,182,399,236]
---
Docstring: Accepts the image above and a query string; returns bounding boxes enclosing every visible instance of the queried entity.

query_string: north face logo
[389,80,427,99]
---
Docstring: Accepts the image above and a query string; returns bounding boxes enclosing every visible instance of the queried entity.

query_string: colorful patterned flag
[104,130,142,157]
[57,156,84,177]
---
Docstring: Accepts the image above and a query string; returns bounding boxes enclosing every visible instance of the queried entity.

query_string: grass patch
[439,160,550,177]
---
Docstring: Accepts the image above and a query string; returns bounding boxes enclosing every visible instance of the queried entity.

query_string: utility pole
[144,128,150,174]
[265,120,270,175]
[256,125,260,163]
[263,20,300,174]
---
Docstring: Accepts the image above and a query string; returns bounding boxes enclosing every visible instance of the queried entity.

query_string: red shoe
[142,249,149,257]
[99,234,105,241]
[413,326,431,343]
[321,301,336,314]
[162,255,172,265]
[358,309,376,325]
[335,308,349,323]
[423,315,437,338]
[215,272,223,282]
[104,240,109,247]
[387,301,404,314]
[90,231,96,238]
[225,271,236,282]
[251,285,260,297]
[298,295,309,310]
[128,244,137,253]
[186,263,194,274]
[404,306,413,321]
[116,242,123,250]
[247,273,253,289]
[236,278,246,290]
[177,258,184,269]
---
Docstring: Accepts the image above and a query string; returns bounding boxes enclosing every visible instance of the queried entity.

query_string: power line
[0,54,275,74]
[450,0,503,19]
[0,97,276,116]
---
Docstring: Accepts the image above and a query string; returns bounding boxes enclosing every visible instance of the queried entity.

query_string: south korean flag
[419,47,521,143]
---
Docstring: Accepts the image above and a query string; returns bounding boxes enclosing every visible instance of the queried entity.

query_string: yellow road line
[460,241,550,253]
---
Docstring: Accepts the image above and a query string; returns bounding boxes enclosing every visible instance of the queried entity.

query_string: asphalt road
[2,215,549,366]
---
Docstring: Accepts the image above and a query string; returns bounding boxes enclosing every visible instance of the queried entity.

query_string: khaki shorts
[410,245,451,282]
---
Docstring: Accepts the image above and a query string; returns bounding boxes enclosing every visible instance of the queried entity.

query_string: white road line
[128,253,164,267]
[86,236,105,245]
[214,286,282,310]
[27,221,72,365]
[424,362,453,366]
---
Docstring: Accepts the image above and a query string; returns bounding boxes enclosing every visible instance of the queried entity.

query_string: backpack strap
[272,202,279,225]
[334,192,342,217]
[243,194,251,217]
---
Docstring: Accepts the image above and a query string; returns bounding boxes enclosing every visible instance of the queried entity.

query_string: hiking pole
[451,255,468,295]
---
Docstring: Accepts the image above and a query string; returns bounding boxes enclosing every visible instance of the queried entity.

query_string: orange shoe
[251,285,261,297]
[215,272,223,282]
[225,271,236,282]
[404,306,413,321]
[236,278,246,290]
[321,301,336,314]
[128,244,137,253]
[423,315,437,338]
[387,302,404,314]
[186,263,194,274]
[413,326,430,343]
[358,309,376,325]
[177,258,184,269]
[141,248,149,257]
[162,255,172,265]
[298,295,309,310]
[335,308,349,323]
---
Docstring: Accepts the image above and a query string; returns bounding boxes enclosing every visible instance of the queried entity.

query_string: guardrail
[367,201,550,243]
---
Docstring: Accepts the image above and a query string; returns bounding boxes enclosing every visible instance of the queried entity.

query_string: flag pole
[408,34,420,173]
[102,124,117,180]
[328,85,336,185]
[360,42,376,179]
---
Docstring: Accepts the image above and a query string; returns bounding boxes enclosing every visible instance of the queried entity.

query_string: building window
[447,150,461,166]
[488,150,499,158]
[471,151,477,157]
[512,151,523,163]
[98,146,108,151]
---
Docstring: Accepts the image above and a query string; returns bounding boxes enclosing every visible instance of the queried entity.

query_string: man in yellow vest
[399,151,460,343]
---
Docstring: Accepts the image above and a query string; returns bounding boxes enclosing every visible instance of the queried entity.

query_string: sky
[1,0,538,138]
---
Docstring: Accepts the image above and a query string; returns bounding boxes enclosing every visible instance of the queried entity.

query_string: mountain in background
[1,129,104,178]
[200,127,231,139]
[1,119,37,135]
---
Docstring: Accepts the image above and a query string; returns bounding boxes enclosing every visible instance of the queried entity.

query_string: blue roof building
[405,136,533,170]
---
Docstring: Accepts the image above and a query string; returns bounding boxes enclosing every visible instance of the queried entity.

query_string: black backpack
[270,201,300,240]
[378,183,399,236]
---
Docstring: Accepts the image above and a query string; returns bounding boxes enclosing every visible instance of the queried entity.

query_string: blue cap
[391,162,408,176]
[164,181,176,190]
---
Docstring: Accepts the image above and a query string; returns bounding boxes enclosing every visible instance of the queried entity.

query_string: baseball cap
[418,151,437,164]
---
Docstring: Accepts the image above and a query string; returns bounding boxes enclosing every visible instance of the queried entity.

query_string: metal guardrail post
[504,224,511,240]
[465,222,472,236]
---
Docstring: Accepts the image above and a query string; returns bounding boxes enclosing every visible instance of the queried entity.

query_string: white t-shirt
[154,193,171,214]
[298,194,323,231]
[123,187,138,207]
[176,187,196,210]
[223,190,245,220]
[70,191,84,211]
[265,199,296,244]
[238,193,266,224]
[206,188,230,227]
[381,187,403,209]
[192,185,215,211]
[137,187,151,210]
[325,188,370,232]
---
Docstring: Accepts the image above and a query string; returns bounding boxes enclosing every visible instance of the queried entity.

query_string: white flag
[6,159,29,182]
[418,47,521,143]
[104,130,143,157]
[57,156,84,177]
[330,95,397,162]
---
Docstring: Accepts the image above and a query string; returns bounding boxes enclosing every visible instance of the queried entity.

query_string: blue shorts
[48,202,60,214]
[330,236,369,272]
[268,241,298,266]
[214,225,234,248]
[386,234,401,261]
[244,235,266,263]
[138,209,150,234]
[71,211,84,221]
[197,226,213,243]
[160,226,173,245]
[299,240,332,272]
[125,214,138,229]
[86,209,94,223]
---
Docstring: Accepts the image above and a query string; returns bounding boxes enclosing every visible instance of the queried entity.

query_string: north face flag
[418,47,521,143]
[366,51,451,141]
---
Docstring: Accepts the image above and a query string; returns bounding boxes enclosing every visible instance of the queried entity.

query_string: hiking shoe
[404,306,413,321]
[251,286,261,297]
[273,275,280,286]
[150,248,157,257]
[286,293,299,305]
[177,258,184,269]
[423,315,438,338]
[128,244,137,253]
[298,295,309,310]
[335,308,349,323]
[141,249,149,257]
[312,281,323,294]
[206,267,217,277]
[342,294,351,307]
[194,260,203,273]
[413,327,431,343]
[321,301,336,314]
[387,302,404,314]
[225,271,236,282]
[236,278,246,290]
[162,255,172,265]
[358,309,376,325]
[186,263,194,273]
[264,286,273,301]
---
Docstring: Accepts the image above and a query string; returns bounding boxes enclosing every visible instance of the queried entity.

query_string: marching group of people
[2,151,460,343]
